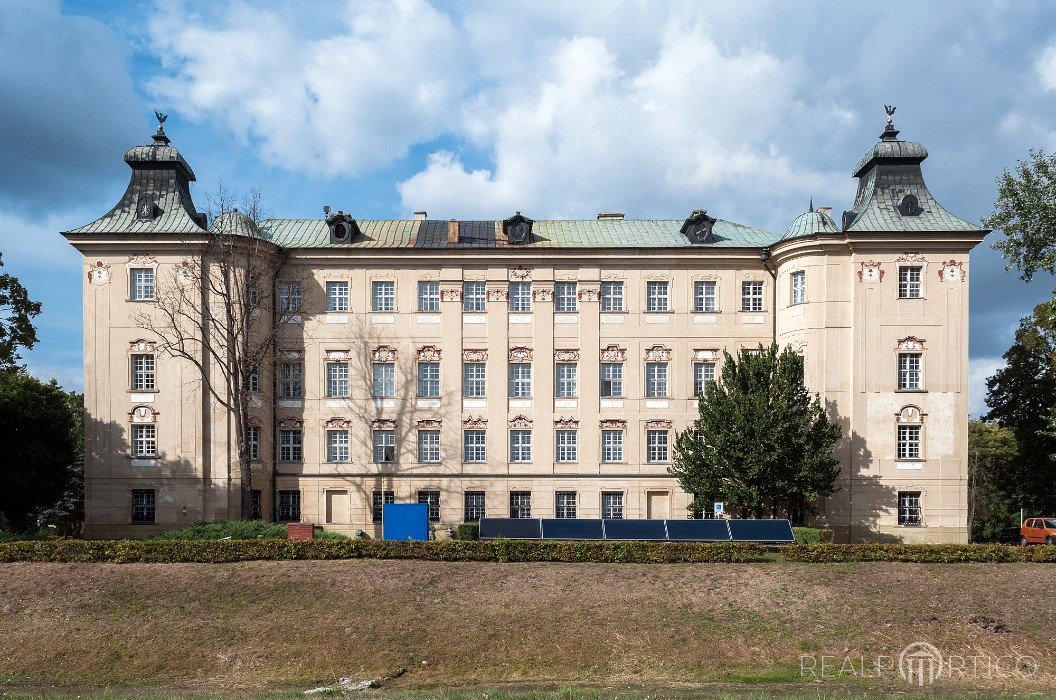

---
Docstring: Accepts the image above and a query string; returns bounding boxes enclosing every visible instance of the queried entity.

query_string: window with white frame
[555,282,578,312]
[741,281,764,311]
[898,353,922,390]
[646,281,669,312]
[555,430,578,462]
[693,362,716,397]
[130,354,155,391]
[130,267,155,301]
[464,491,486,522]
[372,362,395,397]
[510,430,532,462]
[326,281,349,311]
[278,490,301,522]
[898,491,922,526]
[694,281,717,313]
[509,363,532,397]
[326,362,349,397]
[418,281,440,312]
[509,282,532,312]
[555,363,577,398]
[601,430,623,462]
[247,285,260,307]
[510,491,532,518]
[247,425,260,460]
[418,362,440,398]
[131,489,155,523]
[645,362,668,398]
[897,425,922,460]
[418,430,440,462]
[601,282,624,312]
[463,430,486,462]
[131,424,156,457]
[463,281,486,312]
[791,271,806,305]
[327,430,350,462]
[279,281,302,313]
[601,363,623,397]
[555,491,577,519]
[647,429,669,462]
[372,490,394,523]
[899,266,923,298]
[278,362,303,397]
[279,429,302,461]
[247,366,259,393]
[372,281,395,312]
[602,491,624,519]
[463,363,486,397]
[373,429,396,462]
[418,490,440,522]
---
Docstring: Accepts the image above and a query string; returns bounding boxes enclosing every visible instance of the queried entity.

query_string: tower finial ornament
[154,110,168,132]
[880,105,899,141]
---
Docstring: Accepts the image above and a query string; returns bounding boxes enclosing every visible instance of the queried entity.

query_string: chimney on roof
[816,206,832,218]
[597,212,624,220]
[413,211,427,221]
[447,219,459,244]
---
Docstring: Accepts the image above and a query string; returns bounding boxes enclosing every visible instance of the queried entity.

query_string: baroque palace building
[64,112,986,542]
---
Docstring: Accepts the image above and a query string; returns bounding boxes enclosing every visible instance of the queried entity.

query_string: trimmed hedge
[791,527,834,544]
[782,543,1024,563]
[456,523,480,541]
[0,538,768,564]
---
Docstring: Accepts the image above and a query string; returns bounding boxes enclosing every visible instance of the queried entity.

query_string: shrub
[149,520,288,541]
[313,528,351,541]
[782,543,1021,563]
[791,527,834,544]
[456,523,480,541]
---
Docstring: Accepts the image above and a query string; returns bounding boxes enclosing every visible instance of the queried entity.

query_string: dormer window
[326,211,361,244]
[680,209,716,244]
[503,212,534,245]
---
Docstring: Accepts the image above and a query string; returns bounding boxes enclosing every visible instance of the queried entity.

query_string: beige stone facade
[65,118,986,542]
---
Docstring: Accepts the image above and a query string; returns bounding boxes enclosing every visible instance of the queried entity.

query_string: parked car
[1019,518,1056,545]
[998,526,1021,544]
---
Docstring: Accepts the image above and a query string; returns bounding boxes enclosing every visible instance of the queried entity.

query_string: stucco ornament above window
[554,417,580,429]
[371,345,397,362]
[509,265,531,281]
[600,419,627,430]
[897,336,926,351]
[600,345,627,362]
[462,415,487,429]
[645,419,673,429]
[324,417,353,429]
[462,349,487,362]
[417,345,441,362]
[509,346,533,362]
[416,419,442,429]
[129,339,157,353]
[509,415,533,429]
[372,419,396,430]
[896,405,926,424]
[644,345,672,362]
[554,349,580,362]
[129,406,158,424]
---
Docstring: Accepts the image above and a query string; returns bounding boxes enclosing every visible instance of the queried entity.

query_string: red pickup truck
[1019,518,1056,545]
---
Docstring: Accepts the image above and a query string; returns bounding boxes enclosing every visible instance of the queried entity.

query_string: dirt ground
[0,561,1052,695]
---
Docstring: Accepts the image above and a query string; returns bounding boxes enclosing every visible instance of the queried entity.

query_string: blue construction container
[382,503,430,541]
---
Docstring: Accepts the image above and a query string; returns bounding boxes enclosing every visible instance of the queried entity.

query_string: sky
[2,0,1056,417]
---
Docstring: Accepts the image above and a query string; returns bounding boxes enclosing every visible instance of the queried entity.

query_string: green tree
[35,390,85,535]
[0,251,41,370]
[670,344,842,519]
[967,420,1019,541]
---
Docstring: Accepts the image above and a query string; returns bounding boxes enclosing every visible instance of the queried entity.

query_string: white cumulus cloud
[1037,43,1056,91]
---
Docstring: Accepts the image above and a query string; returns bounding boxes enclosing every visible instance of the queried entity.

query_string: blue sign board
[382,503,430,541]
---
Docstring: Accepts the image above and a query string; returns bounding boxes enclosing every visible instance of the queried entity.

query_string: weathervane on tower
[881,104,899,140]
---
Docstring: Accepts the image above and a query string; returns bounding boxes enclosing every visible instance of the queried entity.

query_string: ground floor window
[372,490,395,523]
[278,490,301,522]
[601,491,624,519]
[898,491,922,526]
[131,489,155,523]
[250,489,262,520]
[510,491,532,518]
[464,491,486,522]
[555,491,577,519]
[419,490,441,522]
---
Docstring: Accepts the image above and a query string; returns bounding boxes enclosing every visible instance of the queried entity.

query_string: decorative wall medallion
[857,261,884,282]
[282,349,303,360]
[372,419,397,430]
[129,406,157,423]
[554,416,580,429]
[939,260,966,282]
[692,348,719,361]
[897,336,926,351]
[417,345,442,362]
[509,414,533,429]
[577,287,600,302]
[600,344,627,362]
[600,419,627,430]
[896,405,926,424]
[487,288,509,302]
[277,417,304,428]
[177,259,195,283]
[371,345,398,362]
[129,338,157,353]
[533,288,554,302]
[895,252,927,263]
[441,288,462,302]
[644,344,672,362]
[325,349,350,361]
[416,419,442,429]
[463,415,488,429]
[510,265,532,281]
[462,349,488,362]
[87,261,112,284]
[509,346,533,362]
[645,419,673,429]
[554,348,580,362]
[324,417,353,429]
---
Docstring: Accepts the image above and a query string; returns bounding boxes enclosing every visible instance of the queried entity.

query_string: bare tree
[133,186,300,519]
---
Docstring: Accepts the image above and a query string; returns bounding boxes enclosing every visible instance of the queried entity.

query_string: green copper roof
[781,210,840,241]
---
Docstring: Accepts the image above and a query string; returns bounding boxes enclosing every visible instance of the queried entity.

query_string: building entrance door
[325,490,349,524]
[646,491,670,519]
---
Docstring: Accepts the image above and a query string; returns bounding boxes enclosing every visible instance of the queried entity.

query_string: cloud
[969,356,1005,419]
[1037,43,1056,91]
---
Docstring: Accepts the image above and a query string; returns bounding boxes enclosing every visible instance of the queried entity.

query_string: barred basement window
[555,363,577,398]
[372,430,396,463]
[372,490,395,523]
[791,271,806,305]
[601,430,623,462]
[898,491,922,526]
[509,363,532,397]
[897,425,922,460]
[601,282,624,312]
[418,490,441,522]
[645,362,668,398]
[509,282,532,312]
[898,353,922,390]
[601,363,623,397]
[372,281,395,312]
[463,363,486,398]
[278,491,301,522]
[418,281,440,312]
[418,362,440,398]
[555,430,578,462]
[899,266,923,298]
[555,282,578,312]
[279,429,302,461]
[741,281,764,311]
[130,268,154,301]
[327,430,350,462]
[555,491,577,519]
[694,281,717,312]
[602,491,624,519]
[418,430,440,462]
[463,281,486,312]
[250,490,262,520]
[693,362,715,397]
[326,362,349,397]
[131,354,155,390]
[279,281,302,312]
[247,425,260,460]
[131,424,156,457]
[326,281,349,311]
[646,281,669,312]
[463,430,486,462]
[647,429,669,463]
[131,489,155,523]
[510,491,532,518]
[278,362,303,397]
[510,430,532,462]
[464,491,486,522]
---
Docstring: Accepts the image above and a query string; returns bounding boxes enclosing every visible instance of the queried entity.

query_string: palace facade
[64,114,987,542]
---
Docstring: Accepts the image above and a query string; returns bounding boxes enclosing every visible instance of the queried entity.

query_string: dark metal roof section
[68,113,207,235]
[502,212,534,245]
[679,209,717,244]
[324,210,361,244]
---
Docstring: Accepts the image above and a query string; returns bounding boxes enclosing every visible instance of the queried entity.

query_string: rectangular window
[555,491,577,519]
[248,286,260,307]
[131,489,155,523]
[327,362,349,397]
[372,281,395,312]
[741,281,764,311]
[130,267,155,301]
[372,362,395,397]
[510,430,532,462]
[464,491,486,522]
[555,363,577,398]
[279,429,302,461]
[418,430,440,463]
[897,425,922,460]
[647,429,670,463]
[898,491,922,526]
[250,490,262,520]
[791,271,806,305]
[418,362,440,397]
[417,281,440,312]
[326,281,349,312]
[602,492,624,520]
[327,430,350,462]
[601,430,623,462]
[279,281,302,312]
[510,491,532,519]
[463,363,486,398]
[463,281,486,312]
[694,281,717,312]
[693,362,716,397]
[555,282,578,312]
[278,362,303,398]
[600,363,623,398]
[645,362,668,398]
[555,430,578,462]
[373,429,396,463]
[509,282,532,312]
[130,353,155,391]
[372,490,394,523]
[247,425,260,460]
[463,430,486,462]
[509,363,532,397]
[247,366,259,393]
[601,282,624,312]
[418,490,440,522]
[278,491,301,522]
[646,281,669,312]
[899,266,923,298]
[898,353,922,390]
[131,424,156,457]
